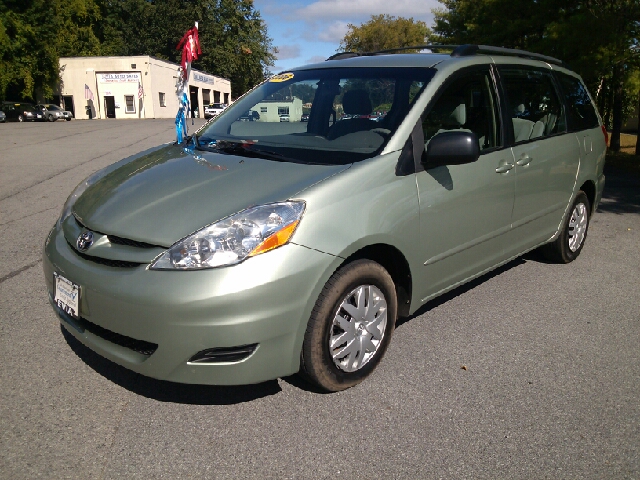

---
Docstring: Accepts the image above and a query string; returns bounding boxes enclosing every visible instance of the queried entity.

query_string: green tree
[0,0,59,101]
[95,0,276,98]
[338,14,432,53]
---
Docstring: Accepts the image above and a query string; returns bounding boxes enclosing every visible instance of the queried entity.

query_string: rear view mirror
[422,131,480,168]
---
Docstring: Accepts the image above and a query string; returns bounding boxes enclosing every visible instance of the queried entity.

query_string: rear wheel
[17,114,24,122]
[542,191,590,263]
[300,259,397,392]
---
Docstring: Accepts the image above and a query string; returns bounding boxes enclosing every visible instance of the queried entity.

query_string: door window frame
[405,64,508,174]
[495,65,568,146]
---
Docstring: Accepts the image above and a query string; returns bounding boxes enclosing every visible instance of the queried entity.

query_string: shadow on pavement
[61,326,282,404]
[396,256,526,328]
[598,165,640,215]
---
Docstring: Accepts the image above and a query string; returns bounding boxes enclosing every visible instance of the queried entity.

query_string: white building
[58,56,231,120]
[252,98,303,122]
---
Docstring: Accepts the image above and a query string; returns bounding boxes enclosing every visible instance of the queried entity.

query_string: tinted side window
[500,68,566,143]
[557,73,599,131]
[423,70,501,151]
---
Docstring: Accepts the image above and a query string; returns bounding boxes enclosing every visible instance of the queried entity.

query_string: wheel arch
[340,243,413,318]
[579,179,596,214]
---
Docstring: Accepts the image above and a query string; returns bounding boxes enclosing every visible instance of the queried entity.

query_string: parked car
[0,110,5,123]
[301,113,309,122]
[238,110,260,121]
[44,45,606,392]
[204,103,228,119]
[36,104,73,121]
[2,102,43,122]
[279,114,290,122]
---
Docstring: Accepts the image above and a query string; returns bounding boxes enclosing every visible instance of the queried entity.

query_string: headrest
[342,90,372,115]
[515,104,525,114]
[432,97,466,127]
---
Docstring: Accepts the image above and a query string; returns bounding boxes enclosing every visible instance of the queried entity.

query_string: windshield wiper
[195,138,300,163]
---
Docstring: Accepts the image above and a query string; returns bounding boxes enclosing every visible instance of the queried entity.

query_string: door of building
[104,96,116,118]
[62,96,74,118]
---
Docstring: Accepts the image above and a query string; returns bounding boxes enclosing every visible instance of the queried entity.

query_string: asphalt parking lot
[1,119,638,479]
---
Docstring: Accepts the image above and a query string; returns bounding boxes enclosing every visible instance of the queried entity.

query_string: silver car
[43,45,606,392]
[36,104,73,121]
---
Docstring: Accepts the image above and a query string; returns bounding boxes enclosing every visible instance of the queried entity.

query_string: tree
[0,0,60,101]
[95,0,276,98]
[338,14,432,53]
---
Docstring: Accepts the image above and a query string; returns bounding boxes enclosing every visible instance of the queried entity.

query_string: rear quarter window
[557,73,599,131]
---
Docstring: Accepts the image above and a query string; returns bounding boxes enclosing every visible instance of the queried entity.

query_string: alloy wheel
[329,284,388,372]
[568,202,588,252]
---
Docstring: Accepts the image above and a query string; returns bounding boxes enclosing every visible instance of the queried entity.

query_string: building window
[125,95,136,113]
[260,107,268,113]
[159,92,166,107]
[278,107,289,116]
[131,64,136,69]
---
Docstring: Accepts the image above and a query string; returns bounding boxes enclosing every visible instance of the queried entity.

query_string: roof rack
[326,44,564,66]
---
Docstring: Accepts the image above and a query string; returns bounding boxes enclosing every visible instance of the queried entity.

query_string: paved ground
[1,119,638,479]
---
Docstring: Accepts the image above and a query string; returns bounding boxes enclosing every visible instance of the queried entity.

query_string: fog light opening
[188,344,258,364]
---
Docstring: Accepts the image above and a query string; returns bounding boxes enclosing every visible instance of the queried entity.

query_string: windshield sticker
[270,73,294,83]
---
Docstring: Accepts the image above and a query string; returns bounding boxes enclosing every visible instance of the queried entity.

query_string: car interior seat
[327,89,375,139]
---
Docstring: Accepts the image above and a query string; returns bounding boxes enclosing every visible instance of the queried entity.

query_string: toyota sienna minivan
[44,45,606,391]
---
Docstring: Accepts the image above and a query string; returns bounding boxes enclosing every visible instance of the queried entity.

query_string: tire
[48,114,55,122]
[542,191,590,263]
[17,114,24,122]
[300,259,397,392]
[65,117,71,121]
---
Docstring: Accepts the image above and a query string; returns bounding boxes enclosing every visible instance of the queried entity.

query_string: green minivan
[43,45,607,391]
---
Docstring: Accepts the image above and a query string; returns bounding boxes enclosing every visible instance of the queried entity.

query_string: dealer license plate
[54,273,80,319]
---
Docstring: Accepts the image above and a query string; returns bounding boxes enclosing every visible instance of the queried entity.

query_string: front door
[104,96,116,118]
[415,67,515,302]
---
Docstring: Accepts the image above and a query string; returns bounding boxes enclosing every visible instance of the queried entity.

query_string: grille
[68,240,142,268]
[74,215,163,250]
[80,317,158,356]
[54,298,158,356]
[107,235,164,249]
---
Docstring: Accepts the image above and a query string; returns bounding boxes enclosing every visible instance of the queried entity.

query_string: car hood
[73,144,348,247]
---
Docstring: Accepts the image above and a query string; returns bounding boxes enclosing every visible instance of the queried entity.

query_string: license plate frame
[54,272,80,319]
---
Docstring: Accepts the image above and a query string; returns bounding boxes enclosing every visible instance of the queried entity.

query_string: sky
[252,0,442,73]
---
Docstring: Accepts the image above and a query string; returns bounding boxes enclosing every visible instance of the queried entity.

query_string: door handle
[516,155,532,166]
[495,162,514,174]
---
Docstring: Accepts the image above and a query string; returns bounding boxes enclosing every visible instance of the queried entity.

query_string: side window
[557,73,599,131]
[423,70,501,152]
[500,68,566,143]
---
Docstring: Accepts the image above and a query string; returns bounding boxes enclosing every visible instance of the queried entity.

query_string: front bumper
[43,224,340,385]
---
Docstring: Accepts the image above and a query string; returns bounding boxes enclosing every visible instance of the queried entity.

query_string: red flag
[176,26,201,80]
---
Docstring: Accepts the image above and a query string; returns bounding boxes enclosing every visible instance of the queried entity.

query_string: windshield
[197,67,435,165]
[46,105,62,111]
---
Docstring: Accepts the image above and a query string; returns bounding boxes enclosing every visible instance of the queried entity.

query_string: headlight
[150,201,306,270]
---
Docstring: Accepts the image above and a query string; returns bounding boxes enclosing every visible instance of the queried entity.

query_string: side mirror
[422,131,480,168]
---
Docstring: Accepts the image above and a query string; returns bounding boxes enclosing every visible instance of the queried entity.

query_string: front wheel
[17,114,24,122]
[542,192,590,263]
[300,259,397,392]
[48,114,55,122]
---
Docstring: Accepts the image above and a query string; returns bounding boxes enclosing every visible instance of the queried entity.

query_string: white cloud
[306,55,327,64]
[276,44,302,60]
[313,20,350,43]
[296,0,440,21]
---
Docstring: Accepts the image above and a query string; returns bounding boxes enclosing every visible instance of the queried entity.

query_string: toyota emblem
[77,231,94,252]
